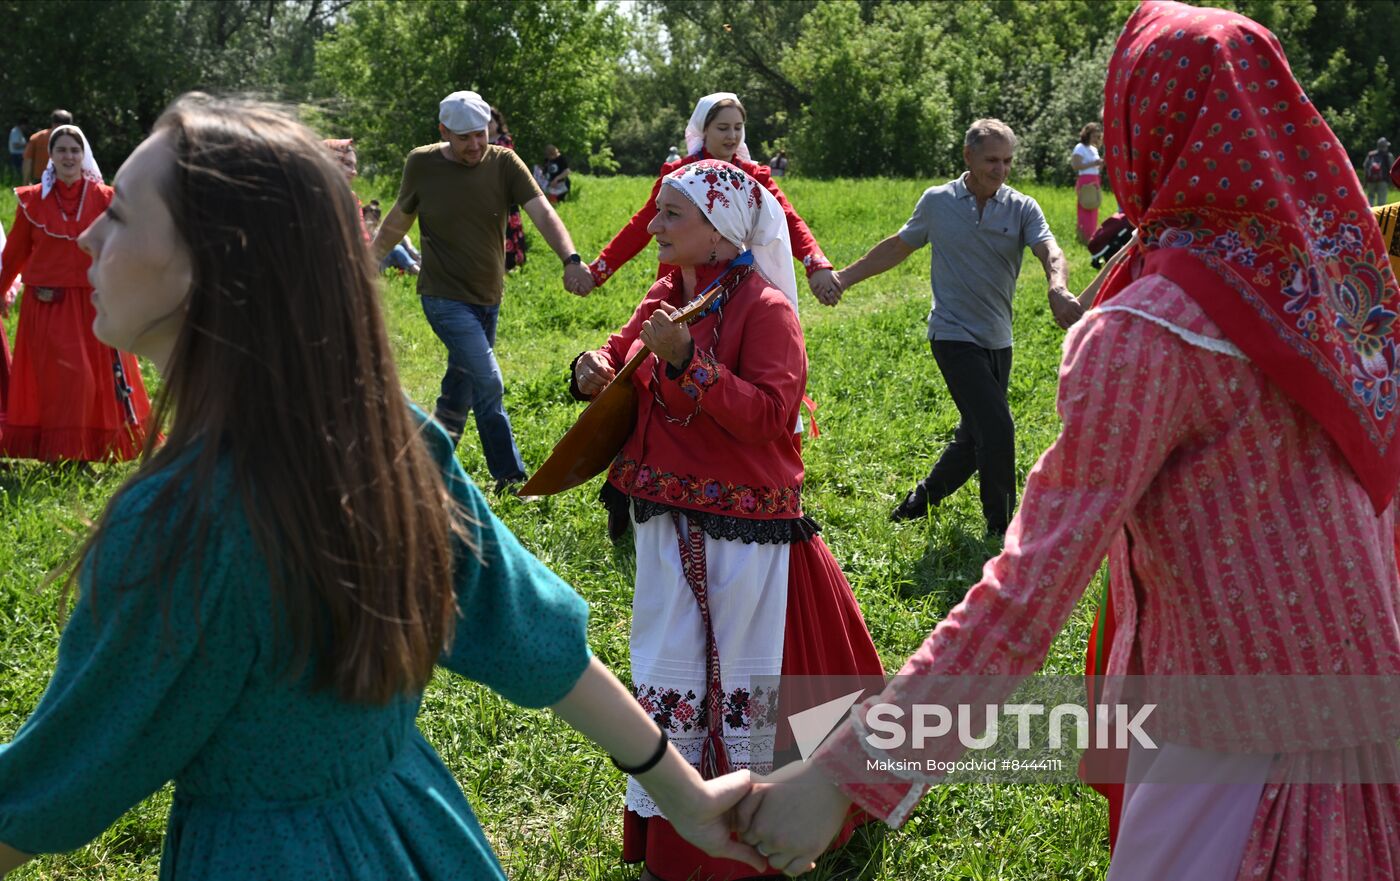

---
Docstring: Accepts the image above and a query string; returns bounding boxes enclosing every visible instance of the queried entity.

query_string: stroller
[1089,212,1134,268]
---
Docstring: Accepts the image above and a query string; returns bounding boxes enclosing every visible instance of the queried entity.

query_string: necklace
[55,178,88,227]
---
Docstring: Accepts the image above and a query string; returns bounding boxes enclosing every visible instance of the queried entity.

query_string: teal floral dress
[0,419,591,879]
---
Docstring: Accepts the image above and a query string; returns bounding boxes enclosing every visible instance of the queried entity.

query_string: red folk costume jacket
[600,264,807,521]
[588,149,833,287]
[0,180,113,293]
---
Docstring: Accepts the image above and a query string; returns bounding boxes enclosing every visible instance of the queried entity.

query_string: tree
[315,0,626,177]
[0,0,348,170]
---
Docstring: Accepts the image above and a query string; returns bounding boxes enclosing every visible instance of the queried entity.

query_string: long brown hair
[70,93,467,704]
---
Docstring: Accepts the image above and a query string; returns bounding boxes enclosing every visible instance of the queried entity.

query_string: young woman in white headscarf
[570,160,883,881]
[582,93,838,302]
[0,124,151,461]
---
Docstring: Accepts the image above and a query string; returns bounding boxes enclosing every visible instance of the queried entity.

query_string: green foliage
[781,2,957,178]
[607,0,1396,180]
[0,0,342,168]
[0,0,1393,182]
[315,0,626,178]
[603,0,819,175]
[1012,41,1119,187]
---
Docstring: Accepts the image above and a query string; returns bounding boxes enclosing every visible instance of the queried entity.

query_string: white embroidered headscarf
[662,159,797,308]
[40,125,103,199]
[683,92,751,164]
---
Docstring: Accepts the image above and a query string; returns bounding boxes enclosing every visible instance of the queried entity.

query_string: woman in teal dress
[0,93,762,880]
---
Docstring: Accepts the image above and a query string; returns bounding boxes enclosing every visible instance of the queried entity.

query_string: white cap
[439,91,491,135]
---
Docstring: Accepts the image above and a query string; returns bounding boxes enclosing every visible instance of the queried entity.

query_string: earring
[709,248,717,263]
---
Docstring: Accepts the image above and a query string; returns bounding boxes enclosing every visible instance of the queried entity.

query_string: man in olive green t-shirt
[372,91,595,492]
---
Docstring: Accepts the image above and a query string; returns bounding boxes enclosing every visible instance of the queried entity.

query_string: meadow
[0,173,1120,880]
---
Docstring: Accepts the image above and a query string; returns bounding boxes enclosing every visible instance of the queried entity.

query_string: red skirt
[0,318,10,415]
[0,285,151,462]
[622,534,885,880]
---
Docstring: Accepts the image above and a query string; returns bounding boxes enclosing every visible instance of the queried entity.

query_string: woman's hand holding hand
[647,769,766,871]
[734,761,852,876]
[574,350,616,397]
[640,308,694,369]
[809,268,842,307]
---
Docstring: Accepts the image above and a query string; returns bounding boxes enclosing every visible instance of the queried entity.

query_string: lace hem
[600,482,820,545]
[1094,305,1248,360]
[625,733,776,818]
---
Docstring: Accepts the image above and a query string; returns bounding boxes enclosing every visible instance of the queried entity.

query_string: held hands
[574,350,616,397]
[734,761,853,876]
[661,770,768,871]
[639,308,694,369]
[1049,285,1085,330]
[563,262,596,296]
[809,268,844,307]
[661,761,851,876]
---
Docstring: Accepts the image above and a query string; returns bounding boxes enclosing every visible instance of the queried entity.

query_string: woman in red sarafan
[0,124,151,461]
[586,92,839,304]
[571,160,883,881]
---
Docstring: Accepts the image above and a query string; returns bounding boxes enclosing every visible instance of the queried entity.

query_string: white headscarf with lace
[40,125,103,199]
[683,92,751,163]
[662,159,796,309]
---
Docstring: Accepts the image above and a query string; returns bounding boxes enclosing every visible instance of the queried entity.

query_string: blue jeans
[381,244,417,272]
[418,296,527,481]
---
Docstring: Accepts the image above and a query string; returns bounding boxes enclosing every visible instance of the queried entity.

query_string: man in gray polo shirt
[822,118,1082,535]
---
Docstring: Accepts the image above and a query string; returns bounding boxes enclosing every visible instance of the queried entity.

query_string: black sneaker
[889,484,933,522]
[493,475,527,497]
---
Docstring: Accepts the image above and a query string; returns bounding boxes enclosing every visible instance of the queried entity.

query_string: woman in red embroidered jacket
[0,125,151,461]
[582,93,840,304]
[571,160,883,881]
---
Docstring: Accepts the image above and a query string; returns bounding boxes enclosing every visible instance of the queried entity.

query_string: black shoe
[493,475,527,496]
[889,484,933,522]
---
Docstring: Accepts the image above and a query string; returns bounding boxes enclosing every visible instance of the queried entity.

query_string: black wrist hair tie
[611,728,669,775]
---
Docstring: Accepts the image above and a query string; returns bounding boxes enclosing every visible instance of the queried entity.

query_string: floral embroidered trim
[633,683,780,734]
[678,350,721,400]
[609,456,803,516]
[1146,207,1399,425]
[588,257,611,285]
[599,483,819,545]
[723,684,780,731]
[801,251,834,276]
[636,685,703,732]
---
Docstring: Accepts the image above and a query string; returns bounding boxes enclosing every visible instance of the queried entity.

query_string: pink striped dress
[815,275,1400,879]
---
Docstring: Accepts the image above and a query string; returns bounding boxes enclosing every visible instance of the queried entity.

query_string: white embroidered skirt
[626,512,789,817]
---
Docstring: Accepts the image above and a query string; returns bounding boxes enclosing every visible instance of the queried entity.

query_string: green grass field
[0,174,1121,880]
